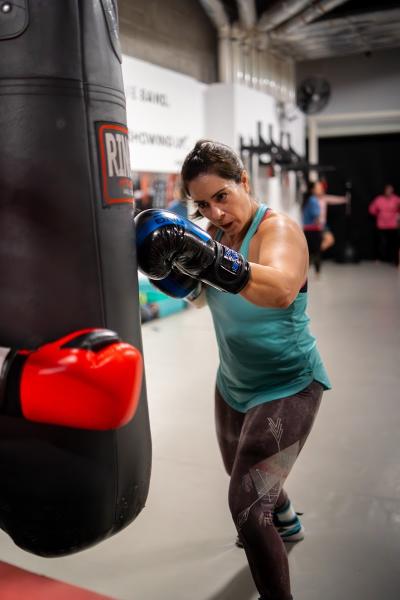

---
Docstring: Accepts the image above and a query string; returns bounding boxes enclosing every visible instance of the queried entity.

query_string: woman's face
[187,171,254,236]
[313,181,325,197]
[384,185,394,196]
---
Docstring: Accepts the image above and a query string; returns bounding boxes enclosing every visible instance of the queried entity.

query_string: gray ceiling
[198,0,400,61]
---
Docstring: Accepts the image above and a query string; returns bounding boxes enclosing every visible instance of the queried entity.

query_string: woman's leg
[214,386,245,476]
[314,245,322,275]
[387,229,400,266]
[305,231,322,275]
[215,387,294,547]
[228,381,323,600]
[378,229,388,262]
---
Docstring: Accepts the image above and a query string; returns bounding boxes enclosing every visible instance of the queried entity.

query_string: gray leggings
[215,381,323,600]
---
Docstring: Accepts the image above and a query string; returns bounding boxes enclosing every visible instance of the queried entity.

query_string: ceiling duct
[258,0,312,33]
[271,0,350,36]
[199,0,231,83]
[237,0,257,30]
[198,0,229,29]
[269,7,400,60]
[198,0,297,94]
[279,7,400,39]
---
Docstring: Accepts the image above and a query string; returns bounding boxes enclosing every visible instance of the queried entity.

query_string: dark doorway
[319,133,400,260]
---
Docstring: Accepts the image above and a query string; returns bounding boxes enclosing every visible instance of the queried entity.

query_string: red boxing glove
[0,329,143,430]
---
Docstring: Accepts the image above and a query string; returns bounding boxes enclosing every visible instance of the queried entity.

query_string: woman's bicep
[240,217,308,308]
[257,218,308,287]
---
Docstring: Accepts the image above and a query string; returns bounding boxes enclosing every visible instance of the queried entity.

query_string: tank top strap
[214,204,270,254]
[240,204,269,257]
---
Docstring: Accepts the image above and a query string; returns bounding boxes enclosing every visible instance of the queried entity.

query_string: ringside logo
[97,122,134,207]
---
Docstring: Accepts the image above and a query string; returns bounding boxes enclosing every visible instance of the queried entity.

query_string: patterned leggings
[215,381,323,600]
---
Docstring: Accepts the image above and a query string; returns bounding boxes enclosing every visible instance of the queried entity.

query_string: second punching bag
[0,0,152,556]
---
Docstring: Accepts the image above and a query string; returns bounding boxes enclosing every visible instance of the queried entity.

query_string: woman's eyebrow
[193,185,229,204]
[211,185,229,199]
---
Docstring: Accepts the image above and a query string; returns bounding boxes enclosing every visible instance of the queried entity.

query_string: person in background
[318,180,347,254]
[320,176,328,194]
[302,181,323,276]
[369,184,400,267]
[304,179,343,262]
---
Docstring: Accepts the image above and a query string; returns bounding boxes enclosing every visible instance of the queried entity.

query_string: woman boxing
[135,140,331,600]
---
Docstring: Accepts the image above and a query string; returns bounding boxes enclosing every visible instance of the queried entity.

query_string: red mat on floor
[0,561,115,599]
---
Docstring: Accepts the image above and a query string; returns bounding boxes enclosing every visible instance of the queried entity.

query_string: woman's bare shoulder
[257,210,303,237]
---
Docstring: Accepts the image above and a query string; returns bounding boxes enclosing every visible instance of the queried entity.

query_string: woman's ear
[241,170,250,194]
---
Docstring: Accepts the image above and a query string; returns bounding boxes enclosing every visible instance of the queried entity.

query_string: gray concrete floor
[1,262,399,600]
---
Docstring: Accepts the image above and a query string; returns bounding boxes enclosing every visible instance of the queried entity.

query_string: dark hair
[302,180,316,209]
[181,140,244,218]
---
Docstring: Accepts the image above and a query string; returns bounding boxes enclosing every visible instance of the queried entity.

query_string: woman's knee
[228,476,274,529]
[229,491,276,539]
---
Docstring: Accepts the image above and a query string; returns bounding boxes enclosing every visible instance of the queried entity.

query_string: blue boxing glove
[135,209,250,294]
[150,266,202,300]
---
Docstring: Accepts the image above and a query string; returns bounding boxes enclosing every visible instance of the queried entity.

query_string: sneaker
[235,505,304,547]
[273,511,305,543]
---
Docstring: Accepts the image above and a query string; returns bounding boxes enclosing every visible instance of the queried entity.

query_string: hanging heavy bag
[0,0,151,556]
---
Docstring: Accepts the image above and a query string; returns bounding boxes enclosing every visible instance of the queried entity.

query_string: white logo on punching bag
[105,132,131,178]
[97,123,134,207]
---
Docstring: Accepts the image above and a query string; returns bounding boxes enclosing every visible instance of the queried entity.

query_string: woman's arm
[240,214,308,309]
[322,194,347,205]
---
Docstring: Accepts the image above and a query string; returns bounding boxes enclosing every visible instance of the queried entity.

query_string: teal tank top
[206,204,331,413]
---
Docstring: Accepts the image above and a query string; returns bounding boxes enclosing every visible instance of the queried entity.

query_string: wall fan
[296,77,331,114]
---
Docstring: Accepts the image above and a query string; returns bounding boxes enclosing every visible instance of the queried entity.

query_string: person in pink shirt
[369,184,400,266]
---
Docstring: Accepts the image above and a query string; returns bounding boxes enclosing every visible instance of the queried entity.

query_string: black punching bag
[0,0,152,556]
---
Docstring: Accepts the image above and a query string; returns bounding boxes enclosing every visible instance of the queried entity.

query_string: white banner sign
[122,55,205,173]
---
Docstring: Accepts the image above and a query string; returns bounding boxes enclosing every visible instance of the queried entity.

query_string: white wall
[296,48,400,136]
[122,55,205,173]
[121,55,305,222]
[287,107,306,156]
[202,84,236,149]
[297,48,400,115]
[204,84,304,222]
